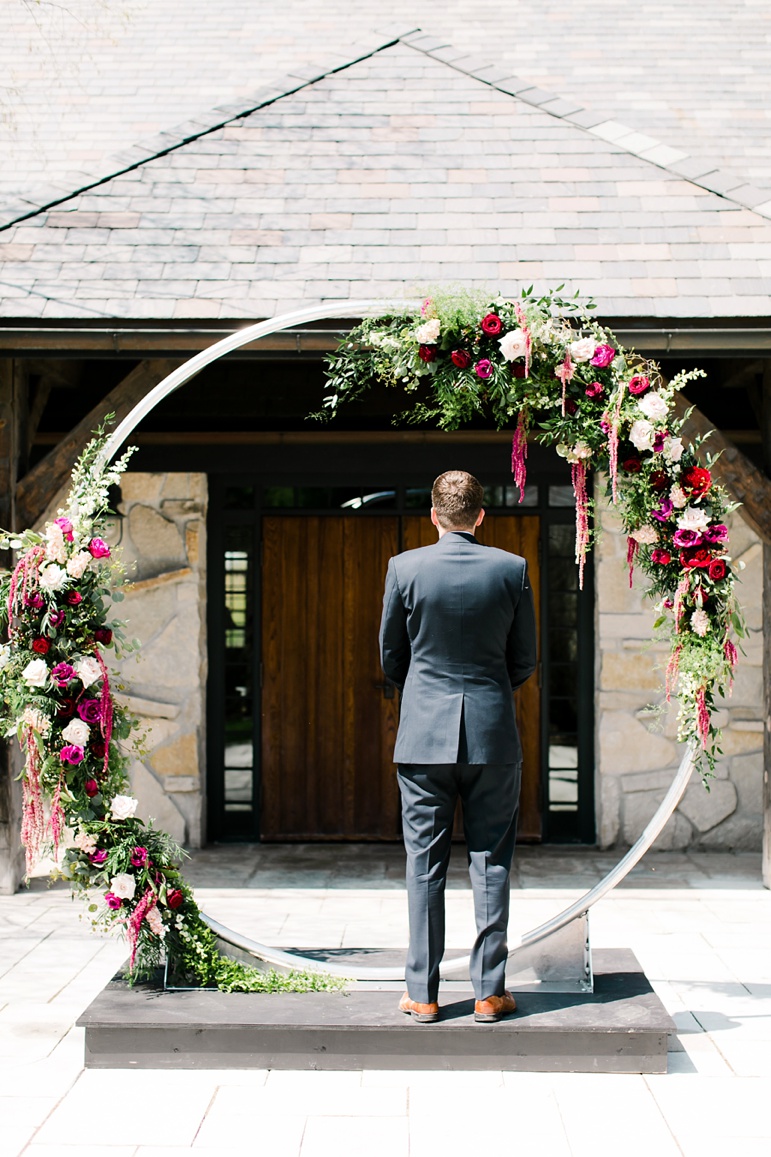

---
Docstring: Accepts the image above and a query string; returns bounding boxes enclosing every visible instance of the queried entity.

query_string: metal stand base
[505,912,592,992]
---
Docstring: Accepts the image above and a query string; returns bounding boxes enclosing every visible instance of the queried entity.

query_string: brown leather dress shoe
[399,992,440,1023]
[474,990,517,1023]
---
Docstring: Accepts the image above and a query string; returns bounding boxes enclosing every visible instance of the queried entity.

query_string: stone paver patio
[2,845,771,1156]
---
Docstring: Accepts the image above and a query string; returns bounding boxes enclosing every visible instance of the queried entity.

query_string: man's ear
[475,508,486,528]
[430,507,439,527]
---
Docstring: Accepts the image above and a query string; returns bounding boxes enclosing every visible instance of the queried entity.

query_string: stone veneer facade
[595,496,763,850]
[113,472,208,849]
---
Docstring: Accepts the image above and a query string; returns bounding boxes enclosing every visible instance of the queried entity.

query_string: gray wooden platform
[78,948,674,1073]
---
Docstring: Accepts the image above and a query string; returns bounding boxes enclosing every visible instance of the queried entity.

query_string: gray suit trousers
[397,760,522,1004]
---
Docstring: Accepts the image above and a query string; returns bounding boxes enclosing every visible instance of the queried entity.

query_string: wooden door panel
[401,514,542,841]
[261,516,400,840]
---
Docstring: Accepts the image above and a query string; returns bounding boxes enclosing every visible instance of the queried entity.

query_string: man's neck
[436,525,476,539]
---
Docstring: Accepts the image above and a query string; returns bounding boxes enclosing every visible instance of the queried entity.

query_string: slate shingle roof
[3,1,771,215]
[2,34,771,321]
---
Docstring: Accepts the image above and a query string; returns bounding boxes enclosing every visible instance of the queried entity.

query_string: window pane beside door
[547,523,579,815]
[224,526,254,813]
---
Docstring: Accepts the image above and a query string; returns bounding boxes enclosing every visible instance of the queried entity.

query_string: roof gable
[2,33,771,321]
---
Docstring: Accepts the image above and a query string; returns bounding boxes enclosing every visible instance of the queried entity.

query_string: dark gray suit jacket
[379,530,537,765]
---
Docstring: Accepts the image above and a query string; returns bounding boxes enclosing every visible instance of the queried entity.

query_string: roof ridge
[400,31,771,222]
[0,23,420,234]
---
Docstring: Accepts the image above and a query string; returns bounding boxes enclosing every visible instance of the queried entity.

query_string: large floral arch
[0,288,744,990]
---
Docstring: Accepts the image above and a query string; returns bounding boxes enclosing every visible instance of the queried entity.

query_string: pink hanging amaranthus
[511,409,529,502]
[20,725,45,875]
[93,647,114,779]
[696,685,711,749]
[7,545,46,634]
[626,536,638,588]
[49,772,67,862]
[665,641,683,702]
[606,383,626,504]
[127,886,158,970]
[572,460,590,591]
[513,302,532,378]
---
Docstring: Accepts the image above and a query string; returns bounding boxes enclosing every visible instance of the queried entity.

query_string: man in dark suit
[380,470,537,1024]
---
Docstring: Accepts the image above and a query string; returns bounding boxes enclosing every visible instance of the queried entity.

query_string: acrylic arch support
[98,300,697,989]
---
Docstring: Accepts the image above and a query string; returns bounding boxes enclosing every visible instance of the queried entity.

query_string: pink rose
[88,538,111,559]
[55,517,74,543]
[628,375,650,396]
[651,549,672,565]
[89,849,108,866]
[585,381,604,398]
[130,846,149,867]
[60,744,85,765]
[590,344,616,368]
[475,359,493,379]
[77,698,102,724]
[67,591,83,606]
[104,893,122,910]
[51,661,76,688]
[49,610,66,628]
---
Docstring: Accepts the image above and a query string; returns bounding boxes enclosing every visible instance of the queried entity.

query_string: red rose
[84,778,99,798]
[481,313,503,336]
[91,739,106,761]
[650,470,669,493]
[418,344,437,363]
[585,381,604,398]
[622,456,642,473]
[628,375,650,396]
[680,547,712,569]
[56,697,78,720]
[564,398,578,416]
[67,591,83,606]
[167,889,184,910]
[32,637,50,655]
[651,549,671,565]
[680,466,712,499]
[94,627,113,645]
[708,559,727,581]
[450,350,471,369]
[510,363,527,378]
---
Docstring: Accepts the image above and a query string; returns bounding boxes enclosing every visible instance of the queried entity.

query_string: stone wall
[595,495,763,850]
[114,472,208,848]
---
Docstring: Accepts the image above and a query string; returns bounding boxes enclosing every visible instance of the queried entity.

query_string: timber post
[0,359,26,893]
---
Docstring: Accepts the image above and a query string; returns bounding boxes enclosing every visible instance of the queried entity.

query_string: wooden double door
[260,515,541,841]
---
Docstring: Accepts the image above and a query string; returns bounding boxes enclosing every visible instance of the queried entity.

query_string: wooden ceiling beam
[15,358,182,529]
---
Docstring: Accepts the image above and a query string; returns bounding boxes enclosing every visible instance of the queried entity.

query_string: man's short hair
[431,470,485,530]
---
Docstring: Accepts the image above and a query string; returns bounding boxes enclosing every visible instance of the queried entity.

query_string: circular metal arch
[98,299,696,982]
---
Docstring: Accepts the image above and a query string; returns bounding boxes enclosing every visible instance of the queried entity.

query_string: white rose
[110,795,138,821]
[414,319,440,344]
[0,643,10,671]
[61,718,90,746]
[568,337,597,363]
[629,419,655,452]
[629,525,659,545]
[109,873,136,901]
[39,564,67,592]
[66,551,92,580]
[498,329,528,362]
[637,392,669,421]
[663,436,684,463]
[677,506,711,534]
[22,658,49,688]
[74,656,102,688]
[669,484,687,509]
